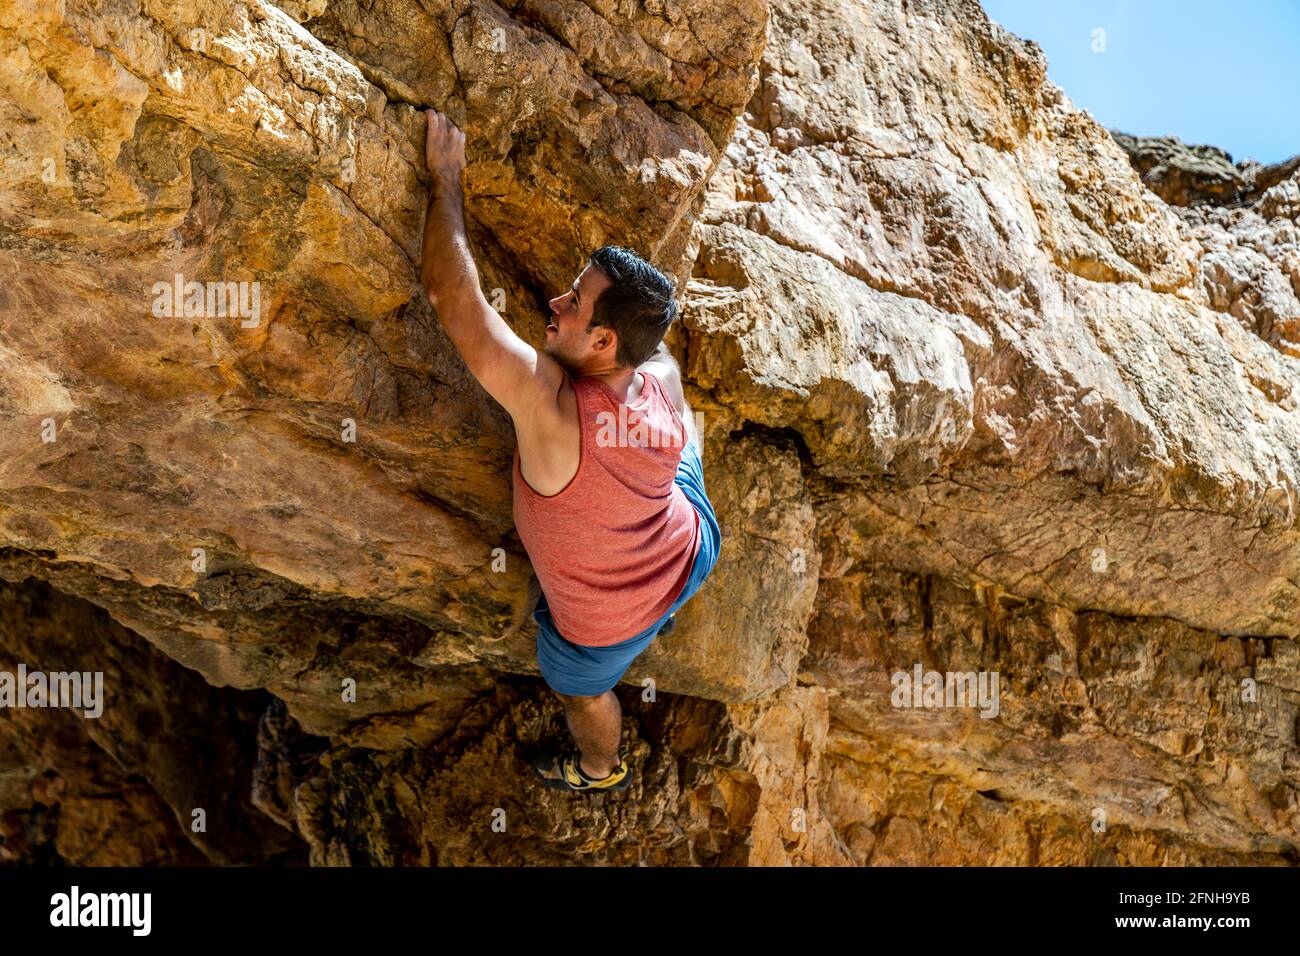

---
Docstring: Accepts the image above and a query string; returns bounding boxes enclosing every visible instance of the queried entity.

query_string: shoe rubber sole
[529,749,633,792]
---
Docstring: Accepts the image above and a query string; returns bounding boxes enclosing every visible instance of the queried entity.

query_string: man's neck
[581,365,640,403]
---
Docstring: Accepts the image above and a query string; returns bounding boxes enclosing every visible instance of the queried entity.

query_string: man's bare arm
[419,109,562,420]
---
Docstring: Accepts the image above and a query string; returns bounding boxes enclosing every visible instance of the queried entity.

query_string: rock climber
[419,108,722,792]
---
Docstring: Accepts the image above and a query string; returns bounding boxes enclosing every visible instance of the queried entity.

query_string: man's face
[543,263,614,374]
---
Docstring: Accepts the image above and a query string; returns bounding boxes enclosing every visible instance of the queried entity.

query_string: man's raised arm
[419,109,558,419]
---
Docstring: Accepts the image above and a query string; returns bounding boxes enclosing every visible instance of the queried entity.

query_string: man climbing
[420,109,722,792]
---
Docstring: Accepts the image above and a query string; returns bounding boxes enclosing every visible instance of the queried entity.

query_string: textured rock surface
[1109,133,1250,207]
[1,0,1298,866]
[1111,131,1300,209]
[0,579,304,864]
[1171,175,1300,359]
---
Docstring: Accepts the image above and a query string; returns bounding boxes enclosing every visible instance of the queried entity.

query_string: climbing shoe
[658,613,677,637]
[529,748,633,792]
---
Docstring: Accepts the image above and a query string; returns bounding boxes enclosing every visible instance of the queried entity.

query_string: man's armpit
[506,350,568,426]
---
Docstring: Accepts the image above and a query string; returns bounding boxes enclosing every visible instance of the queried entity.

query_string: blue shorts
[534,437,722,696]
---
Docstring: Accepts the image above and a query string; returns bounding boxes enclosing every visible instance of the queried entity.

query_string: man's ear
[592,325,617,355]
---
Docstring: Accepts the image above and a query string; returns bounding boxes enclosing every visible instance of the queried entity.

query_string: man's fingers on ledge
[424,107,454,125]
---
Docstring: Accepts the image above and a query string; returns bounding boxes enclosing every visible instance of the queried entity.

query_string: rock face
[1111,131,1300,209]
[0,0,1297,865]
[1108,135,1300,356]
[1170,171,1300,361]
[0,578,302,864]
[1109,133,1249,207]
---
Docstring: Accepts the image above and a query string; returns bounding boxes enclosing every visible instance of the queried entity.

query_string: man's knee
[552,688,609,706]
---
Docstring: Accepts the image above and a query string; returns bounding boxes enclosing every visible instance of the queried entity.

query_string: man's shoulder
[637,358,686,420]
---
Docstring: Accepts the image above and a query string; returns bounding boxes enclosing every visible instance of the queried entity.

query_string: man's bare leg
[553,689,621,778]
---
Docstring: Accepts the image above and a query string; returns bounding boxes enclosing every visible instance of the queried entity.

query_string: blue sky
[981,0,1300,165]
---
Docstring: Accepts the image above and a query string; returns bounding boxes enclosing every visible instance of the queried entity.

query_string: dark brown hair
[586,245,678,368]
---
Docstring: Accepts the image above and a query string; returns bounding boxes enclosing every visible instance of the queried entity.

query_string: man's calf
[552,688,622,778]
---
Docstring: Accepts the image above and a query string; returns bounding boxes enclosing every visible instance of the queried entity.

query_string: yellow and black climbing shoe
[529,748,633,792]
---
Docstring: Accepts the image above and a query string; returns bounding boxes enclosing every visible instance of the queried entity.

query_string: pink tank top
[512,369,702,647]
